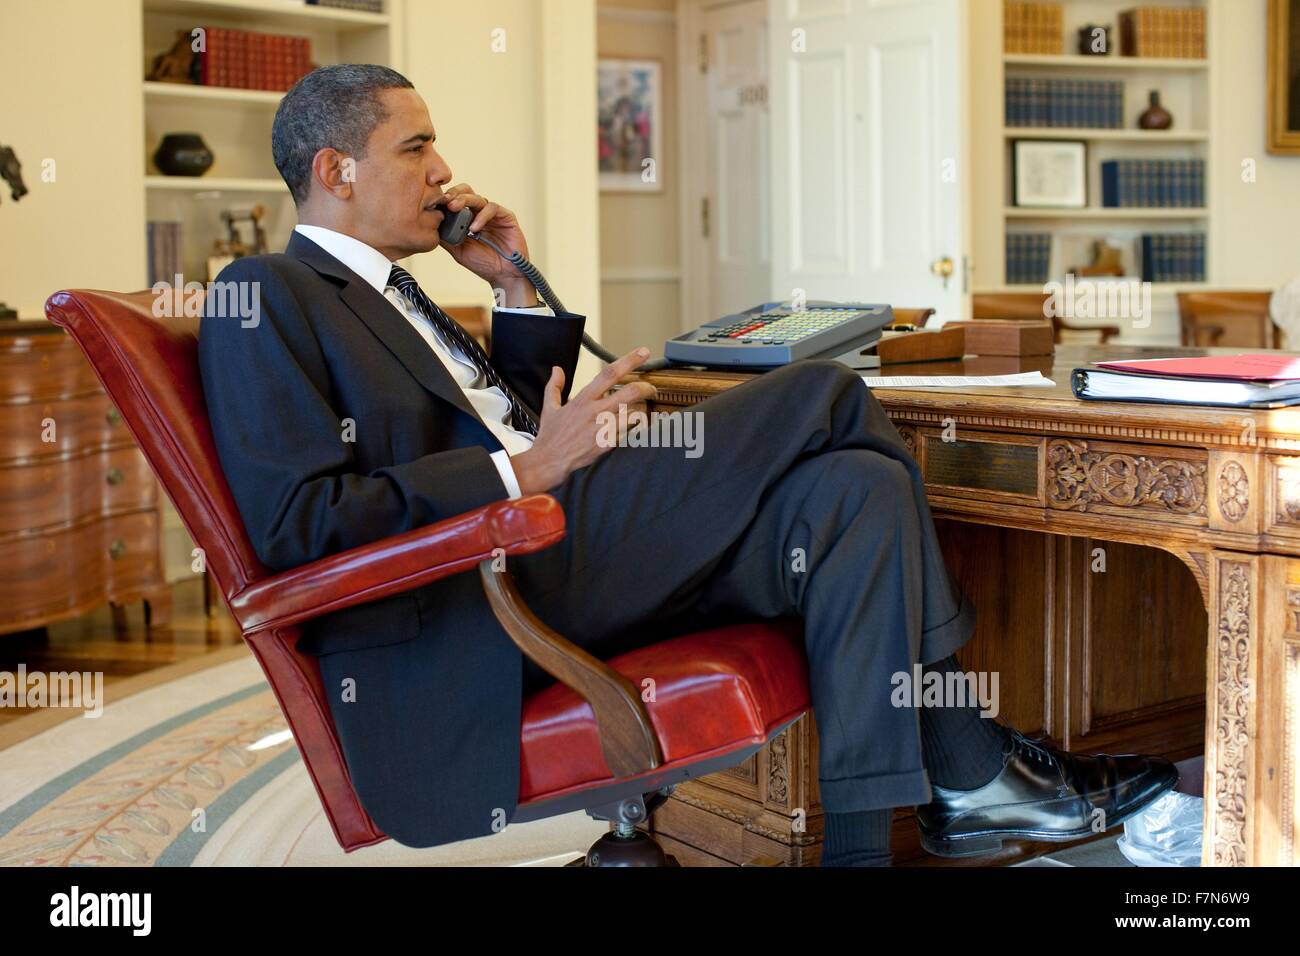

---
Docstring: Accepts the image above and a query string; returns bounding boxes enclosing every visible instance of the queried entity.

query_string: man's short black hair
[272,63,415,205]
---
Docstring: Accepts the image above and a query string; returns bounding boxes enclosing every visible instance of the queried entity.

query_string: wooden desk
[637,344,1300,867]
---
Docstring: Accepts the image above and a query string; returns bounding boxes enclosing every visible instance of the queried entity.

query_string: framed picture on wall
[1012,140,1088,208]
[1268,0,1300,154]
[598,57,663,192]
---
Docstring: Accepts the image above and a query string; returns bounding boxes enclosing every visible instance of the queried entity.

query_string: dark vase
[153,133,214,176]
[1138,91,1173,130]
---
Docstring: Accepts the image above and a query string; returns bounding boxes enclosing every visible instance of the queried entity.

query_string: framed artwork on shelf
[597,57,663,192]
[1268,0,1300,154]
[1012,139,1088,208]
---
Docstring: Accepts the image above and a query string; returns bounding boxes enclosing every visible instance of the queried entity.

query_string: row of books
[196,26,314,92]
[1004,1,1063,55]
[1119,7,1206,59]
[1140,233,1205,283]
[1101,159,1205,208]
[146,221,183,288]
[1005,78,1124,128]
[307,0,383,11]
[1005,233,1052,284]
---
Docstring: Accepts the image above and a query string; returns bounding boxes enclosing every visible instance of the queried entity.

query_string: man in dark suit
[199,64,1178,865]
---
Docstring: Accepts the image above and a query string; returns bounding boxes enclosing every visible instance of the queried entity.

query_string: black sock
[918,654,1012,790]
[819,808,893,866]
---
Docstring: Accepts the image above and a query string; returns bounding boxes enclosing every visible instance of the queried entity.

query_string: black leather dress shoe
[915,728,1179,858]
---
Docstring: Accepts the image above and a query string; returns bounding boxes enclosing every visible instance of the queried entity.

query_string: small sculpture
[0,143,28,204]
[1073,240,1126,277]
[147,30,198,84]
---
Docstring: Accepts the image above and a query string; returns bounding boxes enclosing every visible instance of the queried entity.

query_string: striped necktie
[387,264,539,436]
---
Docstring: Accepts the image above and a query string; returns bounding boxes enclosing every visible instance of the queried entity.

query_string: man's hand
[435,183,537,307]
[511,347,659,495]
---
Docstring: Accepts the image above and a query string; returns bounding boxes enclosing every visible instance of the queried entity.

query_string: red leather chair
[45,289,811,866]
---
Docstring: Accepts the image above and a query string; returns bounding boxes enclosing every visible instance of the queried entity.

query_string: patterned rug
[0,653,605,866]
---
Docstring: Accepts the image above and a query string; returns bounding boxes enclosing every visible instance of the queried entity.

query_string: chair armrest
[230,493,565,635]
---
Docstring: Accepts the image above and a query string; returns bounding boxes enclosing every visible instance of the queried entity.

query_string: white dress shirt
[294,223,547,499]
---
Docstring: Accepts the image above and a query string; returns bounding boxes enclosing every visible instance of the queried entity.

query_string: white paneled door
[703,0,772,319]
[768,0,966,321]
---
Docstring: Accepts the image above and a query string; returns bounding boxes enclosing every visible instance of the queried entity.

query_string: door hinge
[699,33,708,74]
[701,197,710,238]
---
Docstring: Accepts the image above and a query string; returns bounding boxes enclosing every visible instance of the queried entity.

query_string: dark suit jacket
[197,230,586,847]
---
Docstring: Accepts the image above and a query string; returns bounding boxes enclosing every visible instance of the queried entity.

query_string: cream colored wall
[404,0,602,380]
[0,0,144,319]
[596,0,680,357]
[1212,0,1300,286]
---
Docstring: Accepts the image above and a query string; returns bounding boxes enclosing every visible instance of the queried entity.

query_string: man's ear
[309,147,355,201]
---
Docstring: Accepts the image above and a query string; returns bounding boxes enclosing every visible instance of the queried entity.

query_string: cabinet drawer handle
[106,467,125,486]
[108,539,126,559]
[106,407,122,427]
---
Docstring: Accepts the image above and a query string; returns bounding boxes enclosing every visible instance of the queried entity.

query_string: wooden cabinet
[0,319,169,634]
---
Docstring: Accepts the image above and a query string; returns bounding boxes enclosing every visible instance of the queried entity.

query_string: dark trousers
[508,359,977,813]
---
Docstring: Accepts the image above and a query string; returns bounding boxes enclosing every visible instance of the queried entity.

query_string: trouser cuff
[918,587,977,665]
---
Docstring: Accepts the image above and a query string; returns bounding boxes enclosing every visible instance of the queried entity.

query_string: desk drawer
[0,334,101,401]
[913,429,1043,504]
[0,447,156,535]
[0,511,160,627]
[905,427,1210,523]
[0,392,127,463]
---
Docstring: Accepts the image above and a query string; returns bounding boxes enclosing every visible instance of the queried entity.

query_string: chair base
[565,829,681,867]
[560,786,682,866]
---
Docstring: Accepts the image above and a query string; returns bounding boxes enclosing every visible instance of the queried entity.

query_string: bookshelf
[137,0,402,580]
[973,0,1216,309]
[141,0,403,284]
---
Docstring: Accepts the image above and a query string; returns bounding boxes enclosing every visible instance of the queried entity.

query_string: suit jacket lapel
[285,231,488,429]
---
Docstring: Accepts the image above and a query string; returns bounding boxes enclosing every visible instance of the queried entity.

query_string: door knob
[931,256,954,290]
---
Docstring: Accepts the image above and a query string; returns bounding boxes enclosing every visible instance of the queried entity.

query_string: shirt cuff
[490,449,523,500]
[496,303,556,316]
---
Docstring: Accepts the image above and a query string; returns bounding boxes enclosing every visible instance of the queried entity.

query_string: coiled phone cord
[470,232,670,371]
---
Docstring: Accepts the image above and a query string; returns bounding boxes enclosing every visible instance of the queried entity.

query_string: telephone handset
[435,203,664,368]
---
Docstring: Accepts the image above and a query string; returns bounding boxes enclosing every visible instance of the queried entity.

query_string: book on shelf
[1004,1,1063,55]
[1101,159,1205,208]
[1139,233,1205,282]
[146,221,183,287]
[1006,232,1052,284]
[192,26,313,92]
[306,0,384,11]
[1118,7,1206,59]
[1006,77,1123,128]
[1072,354,1300,408]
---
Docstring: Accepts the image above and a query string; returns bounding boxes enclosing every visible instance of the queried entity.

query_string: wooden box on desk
[942,319,1054,356]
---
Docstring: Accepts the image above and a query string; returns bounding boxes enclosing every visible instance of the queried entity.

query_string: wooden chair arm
[230,494,565,635]
[479,566,662,778]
